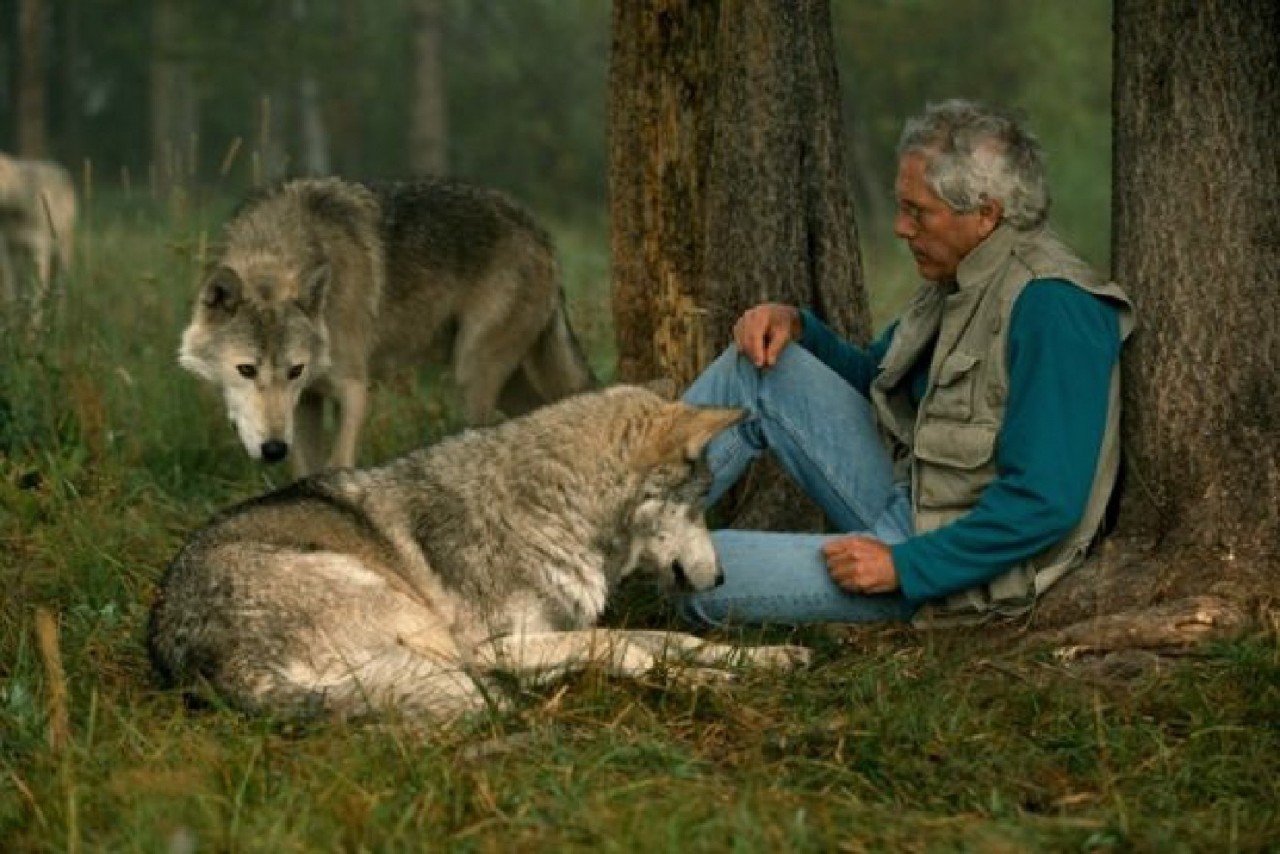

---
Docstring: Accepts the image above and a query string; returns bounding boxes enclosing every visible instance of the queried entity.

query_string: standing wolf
[147,385,810,722]
[179,176,597,477]
[0,152,77,332]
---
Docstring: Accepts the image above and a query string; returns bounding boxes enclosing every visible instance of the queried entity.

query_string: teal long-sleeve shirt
[798,279,1123,603]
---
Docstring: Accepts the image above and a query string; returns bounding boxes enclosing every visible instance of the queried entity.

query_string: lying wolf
[0,152,77,332]
[147,385,810,722]
[179,176,597,477]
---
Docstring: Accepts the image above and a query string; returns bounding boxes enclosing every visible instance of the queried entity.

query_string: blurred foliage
[2,0,1110,262]
[833,0,1114,281]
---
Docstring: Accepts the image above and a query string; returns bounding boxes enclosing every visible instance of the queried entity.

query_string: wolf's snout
[714,567,726,588]
[260,440,289,463]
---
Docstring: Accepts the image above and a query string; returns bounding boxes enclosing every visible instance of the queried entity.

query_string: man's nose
[894,212,916,239]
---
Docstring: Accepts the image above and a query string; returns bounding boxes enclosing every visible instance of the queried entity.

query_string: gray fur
[147,385,811,723]
[179,175,597,477]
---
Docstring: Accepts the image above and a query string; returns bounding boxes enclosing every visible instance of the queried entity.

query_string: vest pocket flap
[924,353,982,421]
[933,352,980,387]
[913,421,997,469]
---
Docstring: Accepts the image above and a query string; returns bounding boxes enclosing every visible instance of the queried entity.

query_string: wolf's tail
[510,291,598,409]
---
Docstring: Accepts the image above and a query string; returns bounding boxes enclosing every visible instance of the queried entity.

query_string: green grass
[1,193,1277,852]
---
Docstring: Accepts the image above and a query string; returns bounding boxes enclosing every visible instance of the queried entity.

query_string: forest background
[2,0,1112,328]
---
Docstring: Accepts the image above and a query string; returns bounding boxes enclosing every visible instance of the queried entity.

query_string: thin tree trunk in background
[150,0,199,199]
[408,0,448,175]
[609,0,867,530]
[17,0,48,156]
[1032,0,1277,640]
[295,0,331,176]
[297,75,331,176]
[329,0,365,175]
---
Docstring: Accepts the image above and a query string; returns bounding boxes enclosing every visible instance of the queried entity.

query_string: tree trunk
[295,0,331,176]
[609,0,867,531]
[1112,0,1279,553]
[150,0,199,200]
[328,0,365,176]
[1031,0,1278,644]
[16,0,48,156]
[610,0,869,387]
[408,0,448,176]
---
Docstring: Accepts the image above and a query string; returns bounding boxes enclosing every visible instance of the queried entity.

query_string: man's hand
[733,303,802,368]
[823,535,900,595]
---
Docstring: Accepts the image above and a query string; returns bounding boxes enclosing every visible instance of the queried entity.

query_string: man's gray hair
[897,99,1050,230]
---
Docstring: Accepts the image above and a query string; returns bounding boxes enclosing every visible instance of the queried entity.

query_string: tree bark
[1031,0,1278,642]
[610,0,868,387]
[609,0,867,531]
[1112,0,1279,554]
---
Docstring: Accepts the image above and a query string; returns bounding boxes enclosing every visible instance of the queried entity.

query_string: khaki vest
[869,225,1135,626]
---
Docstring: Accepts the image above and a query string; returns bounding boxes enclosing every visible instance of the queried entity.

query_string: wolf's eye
[236,364,257,379]
[288,364,305,380]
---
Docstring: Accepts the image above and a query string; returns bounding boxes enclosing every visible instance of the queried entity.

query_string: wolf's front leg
[473,630,658,686]
[601,630,813,671]
[472,630,811,689]
[293,390,328,477]
[329,378,369,470]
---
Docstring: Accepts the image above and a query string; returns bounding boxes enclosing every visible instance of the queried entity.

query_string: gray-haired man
[681,99,1135,627]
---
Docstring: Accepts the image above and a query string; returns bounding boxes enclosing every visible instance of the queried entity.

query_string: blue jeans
[679,345,917,626]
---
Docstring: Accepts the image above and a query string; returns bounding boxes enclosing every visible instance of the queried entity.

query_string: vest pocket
[925,352,980,420]
[912,421,998,511]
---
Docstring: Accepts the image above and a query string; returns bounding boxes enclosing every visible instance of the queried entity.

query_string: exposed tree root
[1028,535,1273,633]
[1035,594,1252,655]
[1010,536,1276,680]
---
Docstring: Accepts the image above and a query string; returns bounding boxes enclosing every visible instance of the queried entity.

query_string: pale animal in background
[178,176,597,477]
[147,384,811,723]
[0,152,77,332]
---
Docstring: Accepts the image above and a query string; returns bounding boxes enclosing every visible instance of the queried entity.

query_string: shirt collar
[954,223,1033,290]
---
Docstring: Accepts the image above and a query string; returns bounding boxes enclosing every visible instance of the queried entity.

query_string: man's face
[893,153,998,283]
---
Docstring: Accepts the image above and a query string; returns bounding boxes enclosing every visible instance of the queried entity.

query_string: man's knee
[685,344,836,414]
[684,345,754,408]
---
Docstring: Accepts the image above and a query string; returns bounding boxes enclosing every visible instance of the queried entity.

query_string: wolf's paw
[742,644,812,671]
[663,665,738,689]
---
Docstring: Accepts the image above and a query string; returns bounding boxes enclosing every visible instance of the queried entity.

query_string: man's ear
[299,263,330,318]
[977,196,1004,237]
[633,403,744,468]
[199,267,243,317]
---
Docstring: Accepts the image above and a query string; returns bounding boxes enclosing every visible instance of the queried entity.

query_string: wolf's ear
[299,263,331,317]
[199,267,242,317]
[634,403,744,468]
[642,377,679,401]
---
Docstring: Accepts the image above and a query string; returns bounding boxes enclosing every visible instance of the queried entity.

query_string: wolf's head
[179,263,332,464]
[617,394,743,593]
